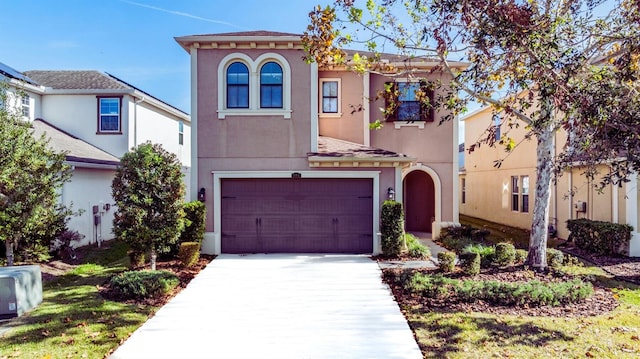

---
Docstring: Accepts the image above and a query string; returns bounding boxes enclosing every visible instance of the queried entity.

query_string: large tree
[112,142,185,270]
[0,85,71,266]
[304,0,640,269]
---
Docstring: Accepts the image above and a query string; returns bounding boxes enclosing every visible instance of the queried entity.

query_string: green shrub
[515,249,528,264]
[406,273,593,307]
[463,243,495,268]
[547,248,565,268]
[567,218,633,255]
[109,270,179,300]
[405,234,430,259]
[128,250,146,268]
[563,253,584,267]
[492,242,516,267]
[381,200,404,257]
[178,242,200,268]
[471,228,491,242]
[440,236,474,253]
[180,201,206,244]
[442,225,474,239]
[459,251,481,276]
[437,251,456,273]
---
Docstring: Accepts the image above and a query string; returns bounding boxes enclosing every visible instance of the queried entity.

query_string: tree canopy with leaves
[0,84,71,266]
[303,0,640,269]
[112,142,185,270]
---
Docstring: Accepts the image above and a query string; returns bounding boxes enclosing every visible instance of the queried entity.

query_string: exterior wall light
[387,187,395,200]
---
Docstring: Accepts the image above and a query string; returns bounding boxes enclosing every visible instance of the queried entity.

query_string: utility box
[0,265,43,319]
[574,200,587,213]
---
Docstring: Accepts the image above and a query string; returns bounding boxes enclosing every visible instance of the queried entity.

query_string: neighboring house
[1,62,191,247]
[460,105,640,256]
[175,31,463,255]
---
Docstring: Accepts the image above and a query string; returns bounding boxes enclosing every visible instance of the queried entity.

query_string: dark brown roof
[32,119,120,166]
[309,136,413,160]
[23,70,128,90]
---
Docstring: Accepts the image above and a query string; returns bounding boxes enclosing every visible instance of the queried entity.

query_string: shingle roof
[23,70,129,90]
[32,119,120,166]
[309,136,413,161]
[185,30,301,37]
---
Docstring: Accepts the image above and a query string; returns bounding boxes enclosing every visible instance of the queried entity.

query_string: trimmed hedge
[459,252,481,276]
[493,242,516,267]
[180,201,206,244]
[515,249,528,264]
[567,218,632,255]
[178,242,201,268]
[437,251,456,273]
[109,270,179,300]
[463,243,495,268]
[381,200,404,257]
[407,273,593,307]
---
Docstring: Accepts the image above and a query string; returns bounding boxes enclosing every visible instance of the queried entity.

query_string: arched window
[260,62,283,108]
[227,62,249,108]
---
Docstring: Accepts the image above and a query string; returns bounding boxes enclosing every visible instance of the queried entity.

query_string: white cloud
[120,0,248,30]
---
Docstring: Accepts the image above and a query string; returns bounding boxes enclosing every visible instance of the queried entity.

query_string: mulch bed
[382,266,620,318]
[99,255,216,306]
[560,244,640,285]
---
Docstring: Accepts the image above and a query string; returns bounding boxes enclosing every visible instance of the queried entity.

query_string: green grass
[0,241,157,359]
[402,262,640,358]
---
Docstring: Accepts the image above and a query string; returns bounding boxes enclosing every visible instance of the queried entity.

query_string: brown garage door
[221,178,373,253]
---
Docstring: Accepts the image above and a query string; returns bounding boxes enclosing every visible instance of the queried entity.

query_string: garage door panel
[221,178,373,254]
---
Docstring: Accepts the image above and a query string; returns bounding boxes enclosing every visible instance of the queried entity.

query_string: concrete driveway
[109,254,422,359]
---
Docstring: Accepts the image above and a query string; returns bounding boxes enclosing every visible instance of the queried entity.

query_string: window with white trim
[384,80,434,123]
[226,62,249,109]
[21,94,30,118]
[320,79,340,115]
[511,175,529,212]
[217,53,292,119]
[461,178,466,204]
[260,62,283,108]
[178,121,184,145]
[493,114,501,141]
[98,97,121,133]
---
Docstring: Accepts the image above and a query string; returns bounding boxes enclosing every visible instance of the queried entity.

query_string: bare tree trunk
[527,117,555,270]
[5,238,14,266]
[150,248,157,271]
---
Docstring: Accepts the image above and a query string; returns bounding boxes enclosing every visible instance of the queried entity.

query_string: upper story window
[98,96,121,133]
[217,53,292,119]
[385,80,435,127]
[260,62,283,108]
[493,114,502,141]
[320,79,340,115]
[21,94,30,118]
[227,62,249,109]
[178,120,184,145]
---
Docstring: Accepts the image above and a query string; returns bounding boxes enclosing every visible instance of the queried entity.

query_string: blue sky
[0,0,330,113]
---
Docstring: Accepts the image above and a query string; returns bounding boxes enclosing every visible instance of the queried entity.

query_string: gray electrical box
[0,265,43,319]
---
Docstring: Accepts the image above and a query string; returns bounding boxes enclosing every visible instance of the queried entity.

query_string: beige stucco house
[461,105,640,256]
[176,31,463,255]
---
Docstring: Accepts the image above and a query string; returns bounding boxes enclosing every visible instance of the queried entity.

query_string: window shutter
[419,81,435,122]
[384,82,398,122]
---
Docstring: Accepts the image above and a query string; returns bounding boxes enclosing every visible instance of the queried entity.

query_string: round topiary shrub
[128,250,146,268]
[437,251,456,273]
[178,242,201,268]
[459,251,480,276]
[492,242,516,267]
[547,248,565,268]
[515,249,528,264]
[109,270,179,300]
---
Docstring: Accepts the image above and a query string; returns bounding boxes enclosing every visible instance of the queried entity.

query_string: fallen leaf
[41,330,50,337]
[585,352,594,358]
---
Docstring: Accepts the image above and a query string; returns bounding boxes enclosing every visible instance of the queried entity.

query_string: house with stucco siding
[175,31,464,255]
[1,63,190,247]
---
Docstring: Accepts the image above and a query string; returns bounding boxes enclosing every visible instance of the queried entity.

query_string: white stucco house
[1,62,191,247]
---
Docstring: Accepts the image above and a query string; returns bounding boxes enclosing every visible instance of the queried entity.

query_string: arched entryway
[403,169,436,233]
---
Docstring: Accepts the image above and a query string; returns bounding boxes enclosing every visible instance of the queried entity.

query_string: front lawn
[387,263,640,358]
[0,241,211,359]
